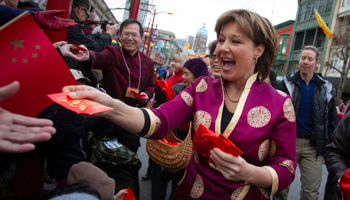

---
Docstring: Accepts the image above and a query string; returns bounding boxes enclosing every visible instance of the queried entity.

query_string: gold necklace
[225,86,239,103]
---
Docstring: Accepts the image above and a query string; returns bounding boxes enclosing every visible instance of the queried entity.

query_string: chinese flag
[0,12,77,117]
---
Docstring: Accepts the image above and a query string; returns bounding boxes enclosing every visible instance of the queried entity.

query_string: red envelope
[340,167,350,200]
[123,187,136,200]
[193,124,243,164]
[47,92,113,115]
[72,43,88,51]
[127,89,148,99]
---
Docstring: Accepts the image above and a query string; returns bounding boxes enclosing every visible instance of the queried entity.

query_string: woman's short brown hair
[215,9,278,81]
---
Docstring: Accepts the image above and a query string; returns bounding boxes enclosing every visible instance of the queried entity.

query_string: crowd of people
[1,0,350,200]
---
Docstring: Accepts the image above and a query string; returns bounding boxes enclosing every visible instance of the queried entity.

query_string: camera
[101,21,114,31]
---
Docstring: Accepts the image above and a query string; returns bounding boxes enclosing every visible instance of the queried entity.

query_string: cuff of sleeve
[138,108,150,137]
[262,166,279,196]
[141,108,158,138]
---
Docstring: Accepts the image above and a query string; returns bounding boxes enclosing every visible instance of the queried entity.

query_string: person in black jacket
[40,69,113,185]
[274,45,338,200]
[324,112,350,200]
[64,0,119,70]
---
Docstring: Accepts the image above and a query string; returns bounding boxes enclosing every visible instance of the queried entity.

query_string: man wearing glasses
[67,0,118,54]
[62,18,154,200]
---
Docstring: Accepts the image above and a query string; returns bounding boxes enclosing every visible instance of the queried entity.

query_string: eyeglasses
[83,8,90,19]
[121,32,141,39]
[209,54,217,59]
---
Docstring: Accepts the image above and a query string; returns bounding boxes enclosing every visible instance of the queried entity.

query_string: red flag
[0,12,77,117]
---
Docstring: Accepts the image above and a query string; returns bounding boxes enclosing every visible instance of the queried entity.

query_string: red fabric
[340,167,350,200]
[166,71,183,86]
[154,78,175,102]
[193,124,243,164]
[0,14,77,117]
[123,187,136,200]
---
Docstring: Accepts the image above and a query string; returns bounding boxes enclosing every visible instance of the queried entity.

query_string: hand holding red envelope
[123,187,136,200]
[127,89,148,99]
[193,124,243,164]
[47,92,113,115]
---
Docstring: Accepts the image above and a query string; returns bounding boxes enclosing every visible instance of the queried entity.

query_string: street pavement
[137,137,328,200]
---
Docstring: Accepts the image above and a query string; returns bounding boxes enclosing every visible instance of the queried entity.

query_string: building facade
[186,35,194,50]
[285,0,338,75]
[193,23,208,54]
[272,20,295,80]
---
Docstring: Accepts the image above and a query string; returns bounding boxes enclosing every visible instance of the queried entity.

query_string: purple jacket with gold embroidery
[141,73,296,199]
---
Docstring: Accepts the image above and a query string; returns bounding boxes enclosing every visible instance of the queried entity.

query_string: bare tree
[326,16,350,100]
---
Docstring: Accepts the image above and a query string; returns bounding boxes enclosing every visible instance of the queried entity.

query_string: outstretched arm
[62,85,145,134]
[0,81,56,153]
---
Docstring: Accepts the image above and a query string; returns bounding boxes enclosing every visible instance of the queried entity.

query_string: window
[316,28,326,47]
[325,0,333,13]
[294,32,304,50]
[304,29,316,46]
[319,0,326,14]
[305,3,312,20]
[299,5,306,21]
[277,35,289,55]
[311,0,319,18]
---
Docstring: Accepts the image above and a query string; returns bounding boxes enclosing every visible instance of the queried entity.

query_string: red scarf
[167,71,183,86]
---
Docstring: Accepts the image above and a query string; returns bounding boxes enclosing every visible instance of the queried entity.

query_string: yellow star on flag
[35,44,41,50]
[22,58,28,64]
[11,58,17,63]
[10,37,25,50]
[32,53,38,58]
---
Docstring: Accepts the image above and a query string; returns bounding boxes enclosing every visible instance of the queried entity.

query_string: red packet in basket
[47,92,113,115]
[193,124,242,164]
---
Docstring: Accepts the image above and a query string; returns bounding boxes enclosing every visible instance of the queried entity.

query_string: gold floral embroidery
[247,106,271,128]
[194,152,199,163]
[269,140,276,158]
[231,185,251,200]
[258,139,270,161]
[181,91,193,107]
[231,187,244,199]
[277,90,287,97]
[178,169,187,185]
[190,175,204,199]
[283,98,296,122]
[155,116,161,132]
[279,159,295,175]
[193,110,212,131]
[195,79,208,92]
[258,187,271,198]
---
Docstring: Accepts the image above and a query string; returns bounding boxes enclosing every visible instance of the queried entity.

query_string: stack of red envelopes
[47,92,113,115]
[193,124,243,164]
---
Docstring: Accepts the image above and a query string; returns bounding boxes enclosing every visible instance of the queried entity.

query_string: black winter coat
[324,112,350,200]
[277,71,338,156]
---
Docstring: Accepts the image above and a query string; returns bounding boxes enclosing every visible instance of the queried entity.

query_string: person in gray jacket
[274,45,338,200]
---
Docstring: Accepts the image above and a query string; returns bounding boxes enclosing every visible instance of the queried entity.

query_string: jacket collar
[289,70,326,86]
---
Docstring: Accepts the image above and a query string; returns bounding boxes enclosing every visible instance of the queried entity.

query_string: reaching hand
[106,23,119,37]
[34,10,77,31]
[0,81,56,154]
[59,44,89,62]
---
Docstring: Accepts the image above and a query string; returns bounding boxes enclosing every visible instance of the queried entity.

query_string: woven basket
[146,129,193,170]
